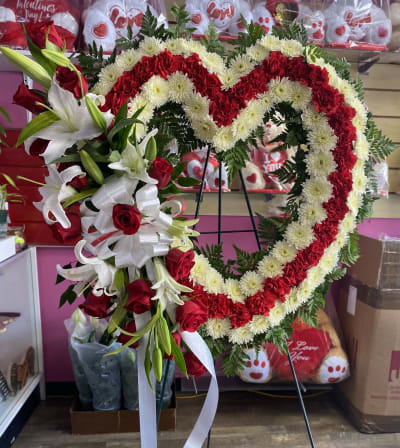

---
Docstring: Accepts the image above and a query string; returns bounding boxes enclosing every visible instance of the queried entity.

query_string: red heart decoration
[92,22,108,39]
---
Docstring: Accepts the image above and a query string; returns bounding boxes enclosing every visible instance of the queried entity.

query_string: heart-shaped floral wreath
[2,10,393,379]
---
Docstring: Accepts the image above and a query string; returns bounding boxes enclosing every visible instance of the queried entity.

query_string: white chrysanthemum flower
[127,95,154,123]
[352,114,366,131]
[234,101,264,140]
[233,116,252,141]
[229,325,253,344]
[259,35,281,51]
[268,302,286,326]
[168,72,194,103]
[166,38,188,55]
[116,49,142,71]
[271,241,297,264]
[353,170,368,194]
[213,127,236,152]
[269,77,292,103]
[325,64,339,88]
[184,93,210,119]
[203,53,225,74]
[192,117,218,142]
[320,246,340,274]
[205,318,231,339]
[306,150,337,178]
[354,132,369,161]
[352,101,368,125]
[284,289,300,313]
[299,202,327,225]
[224,279,245,303]
[290,83,312,111]
[285,222,314,250]
[139,36,165,56]
[339,213,357,234]
[302,179,333,203]
[92,78,114,95]
[280,39,303,57]
[257,92,274,112]
[239,271,264,296]
[308,126,337,152]
[221,70,240,90]
[247,44,269,62]
[347,190,362,214]
[190,254,210,284]
[187,40,204,55]
[258,255,283,278]
[306,265,324,288]
[338,79,356,101]
[230,54,253,76]
[331,231,349,251]
[204,269,224,294]
[99,64,123,86]
[302,106,327,130]
[296,279,314,304]
[142,76,169,107]
[248,315,270,335]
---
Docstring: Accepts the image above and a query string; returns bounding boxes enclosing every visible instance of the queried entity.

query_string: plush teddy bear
[181,148,229,192]
[0,0,79,49]
[389,1,400,51]
[239,310,350,385]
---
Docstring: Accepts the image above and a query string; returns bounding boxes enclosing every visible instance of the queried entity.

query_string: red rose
[165,332,181,360]
[26,21,64,49]
[117,321,139,348]
[13,83,46,115]
[79,291,111,318]
[29,138,49,157]
[184,351,207,378]
[125,279,154,314]
[51,212,82,245]
[166,248,195,282]
[56,65,88,99]
[112,204,141,235]
[176,299,208,332]
[149,157,173,189]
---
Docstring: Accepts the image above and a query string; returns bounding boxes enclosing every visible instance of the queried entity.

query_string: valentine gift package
[82,0,167,52]
[0,0,80,49]
[239,310,350,385]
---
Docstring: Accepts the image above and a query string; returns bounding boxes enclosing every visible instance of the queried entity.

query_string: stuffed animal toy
[389,1,400,51]
[297,4,326,44]
[181,148,229,192]
[186,2,210,35]
[203,0,238,33]
[0,0,79,49]
[324,0,392,47]
[83,0,161,51]
[239,310,350,384]
[252,3,275,35]
[228,0,253,35]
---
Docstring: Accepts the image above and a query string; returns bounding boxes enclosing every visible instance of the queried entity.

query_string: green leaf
[59,284,77,308]
[145,329,154,391]
[170,331,187,377]
[107,295,128,334]
[171,161,186,181]
[177,177,201,187]
[85,96,107,133]
[23,26,56,75]
[0,173,18,189]
[62,188,98,209]
[109,150,121,163]
[0,106,10,123]
[114,269,126,291]
[107,117,143,143]
[0,46,52,89]
[17,111,59,146]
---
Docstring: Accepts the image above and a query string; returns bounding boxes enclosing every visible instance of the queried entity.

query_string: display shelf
[0,373,41,437]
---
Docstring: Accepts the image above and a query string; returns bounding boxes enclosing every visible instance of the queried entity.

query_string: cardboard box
[336,235,400,433]
[70,395,176,434]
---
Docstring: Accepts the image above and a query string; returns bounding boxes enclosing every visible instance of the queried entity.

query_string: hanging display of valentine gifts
[82,0,167,52]
[324,0,392,51]
[239,310,350,384]
[0,0,80,50]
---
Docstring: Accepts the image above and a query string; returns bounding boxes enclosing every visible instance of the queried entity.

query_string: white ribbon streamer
[181,331,219,448]
[135,311,157,448]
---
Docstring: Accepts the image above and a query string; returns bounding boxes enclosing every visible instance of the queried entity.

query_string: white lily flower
[34,165,83,229]
[108,128,158,184]
[56,240,119,297]
[25,80,114,164]
[151,257,192,310]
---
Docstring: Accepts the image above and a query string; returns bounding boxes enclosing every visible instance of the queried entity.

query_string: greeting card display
[0,0,79,49]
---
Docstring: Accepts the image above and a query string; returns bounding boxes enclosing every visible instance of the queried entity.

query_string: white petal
[48,80,80,125]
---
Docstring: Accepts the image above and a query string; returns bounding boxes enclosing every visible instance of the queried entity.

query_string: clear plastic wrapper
[82,0,166,52]
[119,347,139,410]
[238,309,350,384]
[389,1,400,51]
[373,160,389,197]
[0,0,80,50]
[323,0,392,50]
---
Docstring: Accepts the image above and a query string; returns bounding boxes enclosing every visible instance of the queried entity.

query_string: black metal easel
[157,147,315,447]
